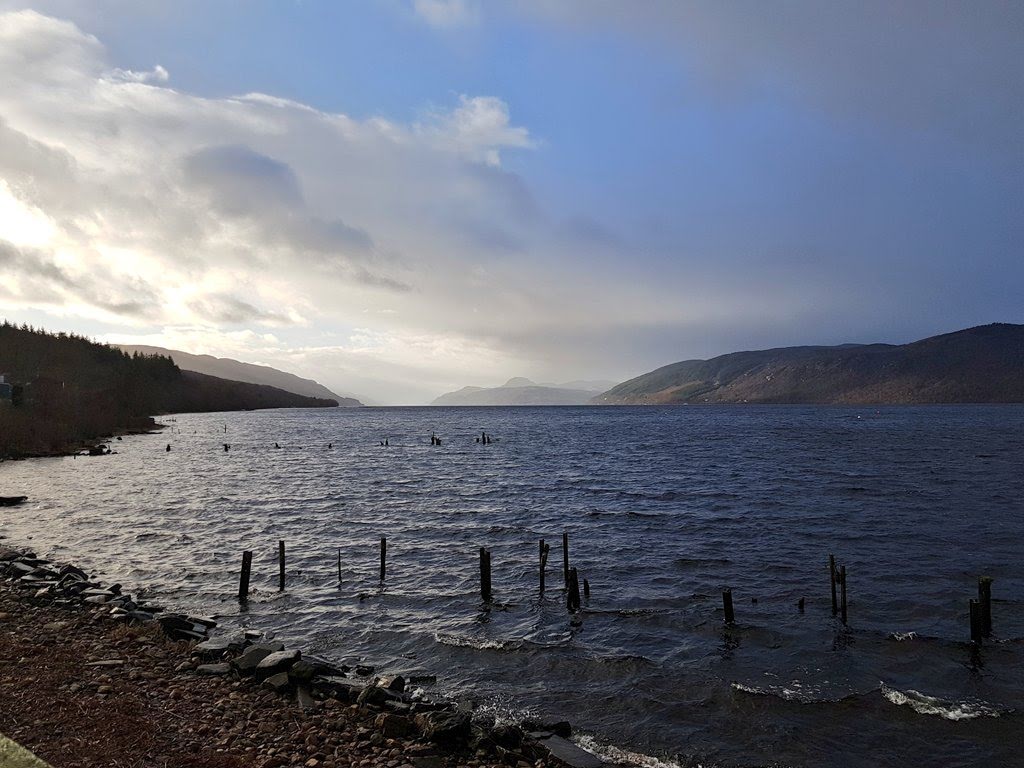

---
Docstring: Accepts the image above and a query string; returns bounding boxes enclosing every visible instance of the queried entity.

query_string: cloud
[419,95,534,166]
[109,64,168,84]
[183,144,304,215]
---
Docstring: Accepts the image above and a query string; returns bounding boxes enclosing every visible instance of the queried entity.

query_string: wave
[888,631,919,642]
[575,735,683,768]
[879,683,1008,721]
[731,681,851,705]
[433,632,522,652]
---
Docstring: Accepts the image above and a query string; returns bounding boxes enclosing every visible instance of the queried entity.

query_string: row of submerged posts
[236,541,997,643]
[171,431,498,452]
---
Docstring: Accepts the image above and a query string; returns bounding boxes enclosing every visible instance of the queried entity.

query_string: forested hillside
[0,322,336,457]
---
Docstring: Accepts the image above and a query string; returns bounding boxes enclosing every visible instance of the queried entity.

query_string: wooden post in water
[562,532,570,588]
[567,567,581,612]
[970,599,982,643]
[829,554,838,615]
[379,537,387,583]
[978,576,993,637]
[479,547,492,602]
[583,578,590,599]
[539,539,546,595]
[238,550,253,601]
[337,547,342,586]
[278,540,285,592]
[840,565,848,625]
[722,588,735,624]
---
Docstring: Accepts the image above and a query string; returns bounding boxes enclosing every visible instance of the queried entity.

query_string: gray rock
[375,713,415,738]
[311,675,362,702]
[357,685,400,708]
[491,724,524,750]
[233,642,285,676]
[288,659,316,684]
[261,672,292,692]
[157,614,209,641]
[194,635,245,661]
[376,674,406,692]
[254,649,300,681]
[414,710,472,745]
[522,719,572,738]
[196,663,232,676]
[535,735,604,768]
[295,685,317,710]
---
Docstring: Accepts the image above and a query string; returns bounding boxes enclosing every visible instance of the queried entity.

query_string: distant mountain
[118,345,363,407]
[432,377,617,406]
[595,323,1024,405]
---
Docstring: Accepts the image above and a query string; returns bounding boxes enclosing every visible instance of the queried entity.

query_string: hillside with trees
[0,322,337,458]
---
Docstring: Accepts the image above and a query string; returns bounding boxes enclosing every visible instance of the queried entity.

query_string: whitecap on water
[730,681,835,704]
[575,735,687,768]
[879,683,1007,721]
[887,631,919,641]
[433,632,521,652]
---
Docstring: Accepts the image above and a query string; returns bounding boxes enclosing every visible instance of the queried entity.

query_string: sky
[0,2,1021,404]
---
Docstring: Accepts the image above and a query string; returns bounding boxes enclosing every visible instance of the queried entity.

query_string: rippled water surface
[2,405,1023,767]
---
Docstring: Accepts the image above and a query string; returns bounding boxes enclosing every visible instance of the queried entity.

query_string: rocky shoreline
[0,544,608,768]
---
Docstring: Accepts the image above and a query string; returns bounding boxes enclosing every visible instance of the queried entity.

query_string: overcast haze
[0,1,1020,404]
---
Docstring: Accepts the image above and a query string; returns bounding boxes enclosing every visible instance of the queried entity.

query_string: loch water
[1,405,1022,767]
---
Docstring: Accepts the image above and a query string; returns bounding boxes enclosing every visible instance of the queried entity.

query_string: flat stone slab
[255,649,300,681]
[537,735,605,768]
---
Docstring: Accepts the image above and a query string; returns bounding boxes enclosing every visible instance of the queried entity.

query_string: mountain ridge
[118,345,363,407]
[432,377,617,406]
[595,323,1024,405]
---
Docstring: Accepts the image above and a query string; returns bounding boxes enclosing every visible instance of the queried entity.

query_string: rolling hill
[596,324,1024,405]
[118,345,362,407]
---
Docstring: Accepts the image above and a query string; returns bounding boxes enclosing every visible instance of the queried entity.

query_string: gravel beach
[0,547,582,768]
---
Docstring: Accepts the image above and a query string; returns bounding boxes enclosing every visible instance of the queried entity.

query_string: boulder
[254,649,300,681]
[233,642,285,676]
[491,724,524,750]
[414,710,472,746]
[522,719,572,739]
[261,672,292,693]
[375,713,415,739]
[356,685,401,708]
[158,614,210,641]
[376,674,406,692]
[194,635,245,661]
[311,676,363,703]
[288,660,316,684]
